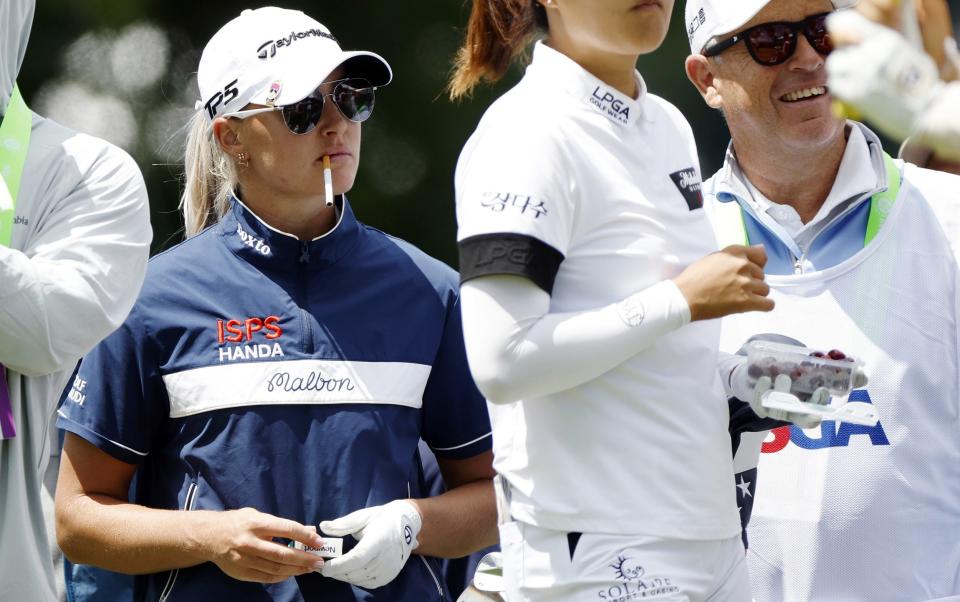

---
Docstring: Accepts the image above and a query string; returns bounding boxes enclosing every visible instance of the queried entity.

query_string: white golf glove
[319,499,422,589]
[731,360,827,428]
[827,11,944,142]
[827,11,958,145]
[828,6,960,162]
[749,373,830,429]
[911,82,960,162]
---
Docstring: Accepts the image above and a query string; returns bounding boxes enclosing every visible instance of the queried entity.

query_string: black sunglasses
[703,13,833,66]
[226,77,377,134]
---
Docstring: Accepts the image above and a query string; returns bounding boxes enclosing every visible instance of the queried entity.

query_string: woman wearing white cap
[449,1,774,600]
[54,7,496,601]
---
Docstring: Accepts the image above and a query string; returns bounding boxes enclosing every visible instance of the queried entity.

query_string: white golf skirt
[498,520,749,602]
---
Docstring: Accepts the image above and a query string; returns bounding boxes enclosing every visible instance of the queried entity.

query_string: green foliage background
[19,1,954,266]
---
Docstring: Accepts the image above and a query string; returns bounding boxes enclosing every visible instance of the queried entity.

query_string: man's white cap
[197,7,392,121]
[684,0,859,55]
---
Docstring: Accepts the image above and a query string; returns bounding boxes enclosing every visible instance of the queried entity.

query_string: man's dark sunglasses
[703,13,833,66]
[225,78,377,134]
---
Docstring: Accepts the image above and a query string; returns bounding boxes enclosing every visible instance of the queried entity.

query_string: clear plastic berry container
[744,340,865,400]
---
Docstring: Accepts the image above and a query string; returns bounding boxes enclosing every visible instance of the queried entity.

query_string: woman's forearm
[461,275,690,404]
[410,478,497,558]
[57,491,215,574]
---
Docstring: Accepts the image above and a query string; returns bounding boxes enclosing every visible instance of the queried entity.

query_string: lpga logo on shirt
[588,86,630,124]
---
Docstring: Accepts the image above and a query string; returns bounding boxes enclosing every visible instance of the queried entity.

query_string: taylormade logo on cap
[257,28,338,60]
[196,6,392,122]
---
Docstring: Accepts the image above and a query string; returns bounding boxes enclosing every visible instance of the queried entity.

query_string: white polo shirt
[454,42,741,539]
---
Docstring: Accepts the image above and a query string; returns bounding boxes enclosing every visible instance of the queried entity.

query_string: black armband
[458,233,564,295]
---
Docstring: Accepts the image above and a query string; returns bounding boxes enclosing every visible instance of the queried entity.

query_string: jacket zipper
[407,482,445,600]
[299,242,314,355]
[788,187,882,276]
[419,556,445,600]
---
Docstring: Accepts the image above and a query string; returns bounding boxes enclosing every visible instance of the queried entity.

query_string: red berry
[828,349,846,360]
[810,351,826,358]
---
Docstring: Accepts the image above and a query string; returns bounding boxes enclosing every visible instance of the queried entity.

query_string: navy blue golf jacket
[58,197,492,601]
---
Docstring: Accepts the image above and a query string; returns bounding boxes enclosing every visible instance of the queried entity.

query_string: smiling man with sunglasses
[685,0,960,600]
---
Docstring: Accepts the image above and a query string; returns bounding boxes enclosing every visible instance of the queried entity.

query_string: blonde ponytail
[180,111,238,237]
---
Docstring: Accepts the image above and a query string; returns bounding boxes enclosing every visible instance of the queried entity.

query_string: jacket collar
[709,121,887,210]
[527,41,653,127]
[219,195,361,271]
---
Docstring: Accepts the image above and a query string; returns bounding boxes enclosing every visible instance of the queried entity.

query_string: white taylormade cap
[684,0,859,55]
[197,6,392,121]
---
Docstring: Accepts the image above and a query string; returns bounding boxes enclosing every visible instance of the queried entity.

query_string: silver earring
[236,152,249,168]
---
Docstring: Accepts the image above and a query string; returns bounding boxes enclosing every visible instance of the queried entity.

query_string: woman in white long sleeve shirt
[448,1,774,600]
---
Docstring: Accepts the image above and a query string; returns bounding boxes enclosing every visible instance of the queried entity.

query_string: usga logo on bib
[762,389,890,452]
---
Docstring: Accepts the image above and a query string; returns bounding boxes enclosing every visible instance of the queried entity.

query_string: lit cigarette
[322,155,334,207]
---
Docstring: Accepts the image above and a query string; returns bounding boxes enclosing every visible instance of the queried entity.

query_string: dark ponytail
[448,0,548,100]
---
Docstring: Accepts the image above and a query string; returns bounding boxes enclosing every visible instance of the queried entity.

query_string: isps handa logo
[588,86,631,124]
[596,554,680,601]
[216,316,285,362]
